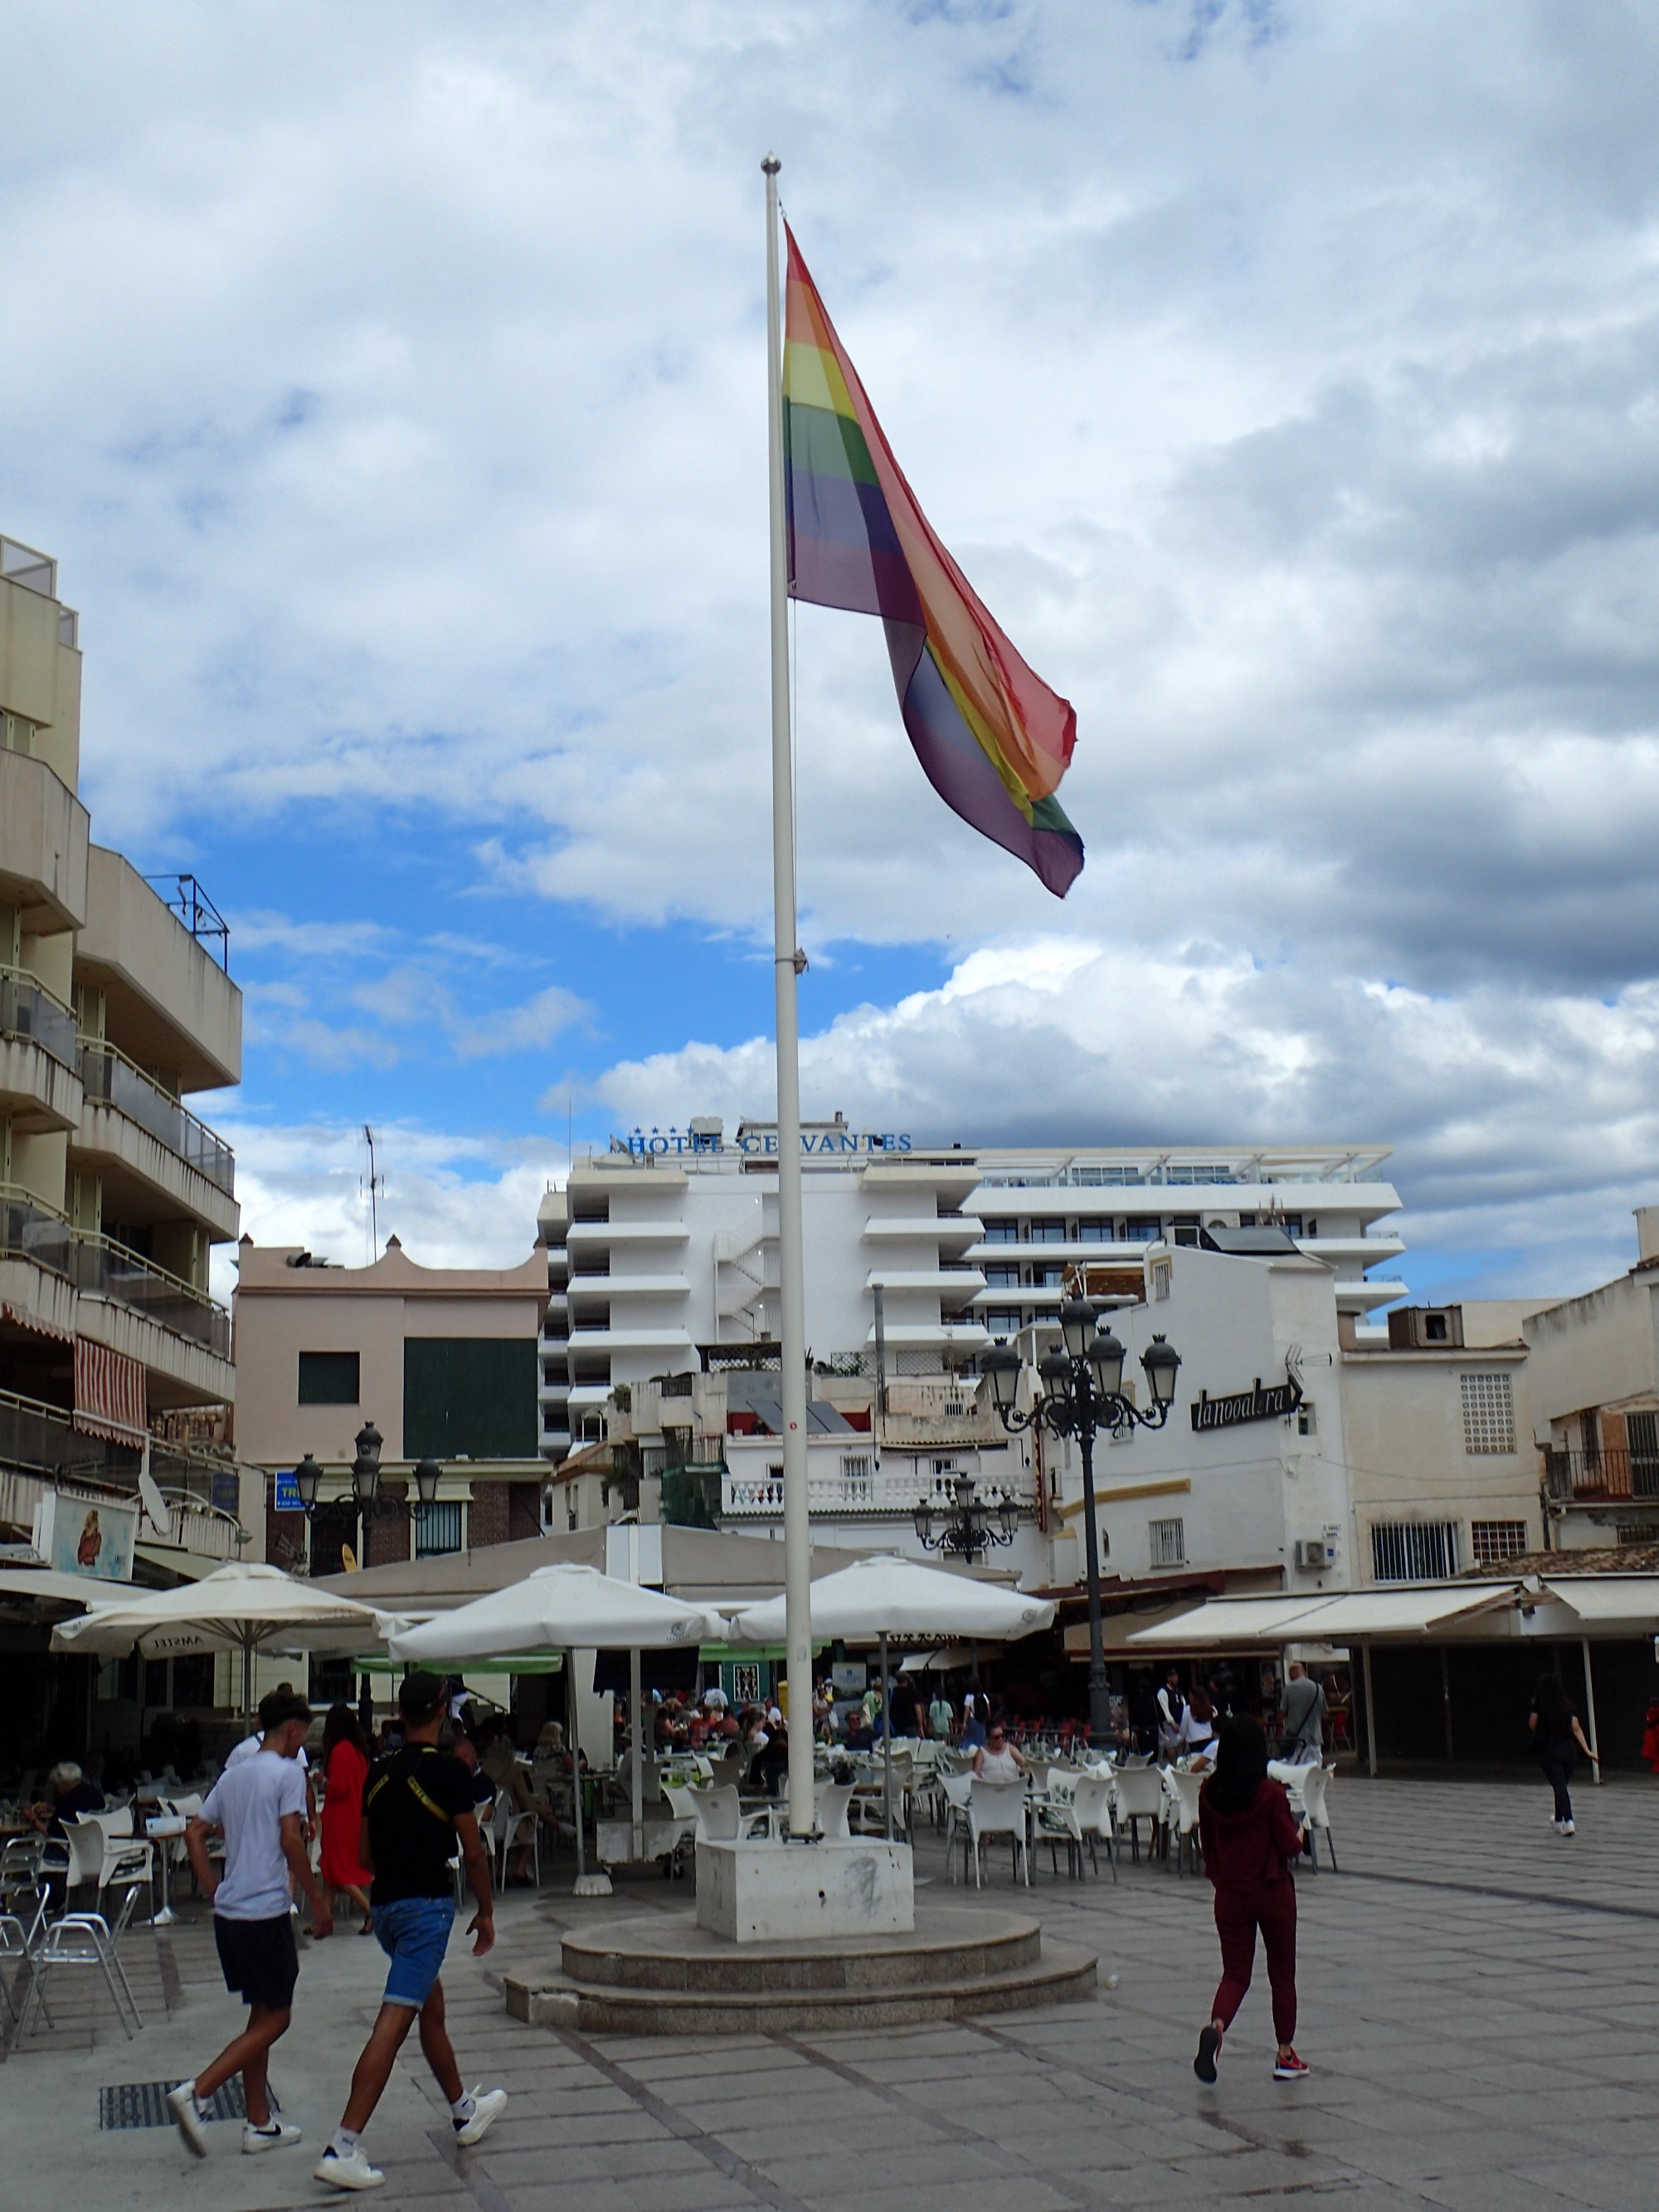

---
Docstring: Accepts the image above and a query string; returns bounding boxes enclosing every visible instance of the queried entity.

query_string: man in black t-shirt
[313,1674,507,2192]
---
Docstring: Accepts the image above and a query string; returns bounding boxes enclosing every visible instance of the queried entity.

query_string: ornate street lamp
[913,1468,1019,1564]
[985,1303,1185,1742]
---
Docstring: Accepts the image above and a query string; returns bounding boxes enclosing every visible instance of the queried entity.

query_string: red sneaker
[1272,2050,1310,2080]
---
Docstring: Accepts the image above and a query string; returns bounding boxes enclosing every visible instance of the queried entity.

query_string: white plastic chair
[1112,1763,1168,1865]
[939,1772,974,1879]
[664,1784,772,1845]
[99,1839,158,1932]
[813,1781,855,1841]
[1036,1773,1117,1883]
[60,1815,108,1903]
[1297,1765,1338,1872]
[965,1780,1031,1888]
[1165,1769,1204,1878]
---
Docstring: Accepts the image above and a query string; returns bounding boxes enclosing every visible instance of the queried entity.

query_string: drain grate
[99,2078,270,2129]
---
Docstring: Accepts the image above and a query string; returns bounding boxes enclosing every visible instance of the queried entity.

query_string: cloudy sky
[4,0,1657,1302]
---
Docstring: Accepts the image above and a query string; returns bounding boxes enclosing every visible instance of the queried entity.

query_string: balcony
[0,751,90,932]
[1545,1445,1659,1504]
[70,1233,233,1403]
[75,848,240,1091]
[722,1460,1028,1518]
[0,1403,248,1562]
[0,967,81,1133]
[74,1039,238,1240]
[567,1219,689,1246]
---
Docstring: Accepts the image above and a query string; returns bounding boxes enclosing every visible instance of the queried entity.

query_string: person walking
[928,1688,955,1742]
[170,1692,333,2159]
[1278,1663,1326,1765]
[1529,1673,1599,1835]
[320,1703,375,1934]
[1192,1717,1309,2086]
[314,1673,505,2192]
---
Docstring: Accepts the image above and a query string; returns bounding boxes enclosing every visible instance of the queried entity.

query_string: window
[1125,1220,1160,1243]
[1076,1219,1112,1244]
[985,1265,1021,1288]
[984,1220,1019,1245]
[1423,1313,1449,1342]
[1149,1516,1186,1566]
[1171,1216,1200,1247]
[1371,1521,1459,1581]
[1035,1266,1066,1289]
[1165,1165,1233,1186]
[415,1500,465,1557]
[1461,1372,1515,1455]
[985,1309,1025,1334]
[1029,1221,1067,1244]
[298,1350,360,1406]
[1470,1520,1528,1567]
[1150,1257,1172,1302]
[840,1454,872,1485]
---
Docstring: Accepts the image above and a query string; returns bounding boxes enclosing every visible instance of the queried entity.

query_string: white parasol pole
[763,150,815,1840]
[881,1630,893,1841]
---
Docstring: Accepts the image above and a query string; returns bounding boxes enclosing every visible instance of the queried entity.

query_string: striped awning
[74,1337,148,1447]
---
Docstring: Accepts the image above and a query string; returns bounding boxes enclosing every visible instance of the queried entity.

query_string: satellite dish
[341,1542,359,1573]
[139,1469,168,1529]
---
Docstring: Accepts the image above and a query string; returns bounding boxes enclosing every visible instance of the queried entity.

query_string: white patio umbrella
[727,1556,1057,1837]
[387,1563,726,1891]
[51,1560,392,1717]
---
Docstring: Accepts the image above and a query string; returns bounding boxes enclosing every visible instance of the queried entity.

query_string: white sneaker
[1561,1819,1576,1836]
[167,2083,207,2159]
[242,2120,303,2154]
[454,2088,508,2146]
[313,2146,386,2191]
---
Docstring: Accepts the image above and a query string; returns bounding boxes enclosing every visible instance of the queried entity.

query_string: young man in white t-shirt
[226,1684,317,1836]
[169,1693,333,2159]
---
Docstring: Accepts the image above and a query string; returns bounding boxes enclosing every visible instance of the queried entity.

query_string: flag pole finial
[761,153,781,175]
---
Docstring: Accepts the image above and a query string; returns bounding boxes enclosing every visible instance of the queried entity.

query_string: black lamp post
[912,1469,1019,1564]
[983,1298,1184,1744]
[289,1424,443,1568]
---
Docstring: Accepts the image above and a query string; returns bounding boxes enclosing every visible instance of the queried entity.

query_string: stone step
[507,1936,1097,2036]
[561,1906,1044,1994]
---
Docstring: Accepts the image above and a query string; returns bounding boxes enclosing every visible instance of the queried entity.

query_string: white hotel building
[535,1122,1408,1459]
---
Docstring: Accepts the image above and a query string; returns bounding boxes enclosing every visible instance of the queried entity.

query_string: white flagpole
[763,153,815,1839]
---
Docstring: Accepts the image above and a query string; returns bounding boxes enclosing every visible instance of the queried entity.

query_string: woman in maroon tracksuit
[1194,1716,1309,2084]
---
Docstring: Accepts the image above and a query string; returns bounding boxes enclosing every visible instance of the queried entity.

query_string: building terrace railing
[0,967,78,1070]
[71,1232,232,1360]
[0,1185,73,1276]
[1545,1445,1659,1503]
[79,1039,236,1196]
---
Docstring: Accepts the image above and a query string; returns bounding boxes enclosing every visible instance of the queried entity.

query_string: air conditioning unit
[1293,1537,1336,1571]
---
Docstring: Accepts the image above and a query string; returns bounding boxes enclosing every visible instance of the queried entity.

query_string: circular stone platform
[504,1904,1097,2034]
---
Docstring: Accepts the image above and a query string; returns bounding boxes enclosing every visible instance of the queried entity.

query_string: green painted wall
[402,1337,538,1459]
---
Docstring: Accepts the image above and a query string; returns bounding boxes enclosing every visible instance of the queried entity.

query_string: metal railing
[78,1040,236,1196]
[70,1232,231,1359]
[0,1186,73,1277]
[0,967,77,1070]
[1545,1445,1659,1503]
[142,873,230,971]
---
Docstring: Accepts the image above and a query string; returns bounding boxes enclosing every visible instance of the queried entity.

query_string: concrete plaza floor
[3,1770,1657,2210]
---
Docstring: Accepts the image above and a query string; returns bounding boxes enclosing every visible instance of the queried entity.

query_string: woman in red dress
[319,1703,375,1932]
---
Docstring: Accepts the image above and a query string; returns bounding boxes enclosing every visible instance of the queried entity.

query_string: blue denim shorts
[372,1895,455,2009]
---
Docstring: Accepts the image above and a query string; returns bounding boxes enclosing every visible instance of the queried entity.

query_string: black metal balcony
[1545,1445,1659,1503]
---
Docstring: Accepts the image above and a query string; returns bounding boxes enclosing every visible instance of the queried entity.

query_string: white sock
[450,2093,477,2122]
[328,2128,362,2159]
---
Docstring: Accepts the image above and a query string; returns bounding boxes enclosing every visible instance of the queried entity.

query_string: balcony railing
[1545,1445,1659,1503]
[0,967,77,1070]
[71,1232,232,1359]
[78,1040,236,1196]
[0,1186,73,1277]
[722,1462,1025,1517]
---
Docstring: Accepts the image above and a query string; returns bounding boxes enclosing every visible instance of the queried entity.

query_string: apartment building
[536,1123,1407,1461]
[233,1234,550,1574]
[0,534,246,1585]
[1525,1206,1659,1549]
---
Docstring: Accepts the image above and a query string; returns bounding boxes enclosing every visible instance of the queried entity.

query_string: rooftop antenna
[362,1124,385,1260]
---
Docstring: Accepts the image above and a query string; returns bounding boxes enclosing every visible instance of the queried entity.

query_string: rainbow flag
[782,227,1083,896]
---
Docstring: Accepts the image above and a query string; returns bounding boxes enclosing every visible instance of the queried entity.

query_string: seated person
[27,1759,106,1835]
[453,1733,497,1815]
[477,1719,561,1880]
